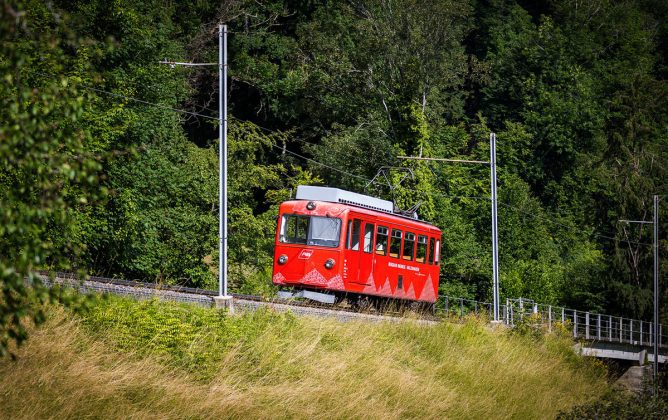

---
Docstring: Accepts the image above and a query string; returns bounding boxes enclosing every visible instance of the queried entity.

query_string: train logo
[298,249,314,259]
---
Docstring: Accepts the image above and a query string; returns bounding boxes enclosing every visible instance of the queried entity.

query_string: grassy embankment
[0,296,609,419]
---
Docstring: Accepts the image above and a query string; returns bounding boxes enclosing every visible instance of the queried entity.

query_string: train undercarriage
[277,287,434,313]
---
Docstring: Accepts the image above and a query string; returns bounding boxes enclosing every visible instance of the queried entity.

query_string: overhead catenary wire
[80,85,217,121]
[75,82,493,205]
[274,144,376,184]
[72,81,395,190]
[256,127,655,247]
[265,137,654,247]
[67,78,652,247]
[273,145,488,201]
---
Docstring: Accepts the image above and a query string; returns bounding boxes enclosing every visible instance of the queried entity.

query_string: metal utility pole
[652,194,659,392]
[619,194,660,393]
[219,23,229,302]
[490,133,500,322]
[160,24,233,311]
[398,132,501,322]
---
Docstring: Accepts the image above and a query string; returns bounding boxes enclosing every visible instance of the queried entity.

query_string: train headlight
[306,201,316,210]
[324,258,335,269]
[278,254,288,265]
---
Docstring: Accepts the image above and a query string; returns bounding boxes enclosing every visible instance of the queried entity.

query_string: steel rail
[39,271,440,321]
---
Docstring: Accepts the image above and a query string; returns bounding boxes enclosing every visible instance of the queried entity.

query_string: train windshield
[280,214,342,248]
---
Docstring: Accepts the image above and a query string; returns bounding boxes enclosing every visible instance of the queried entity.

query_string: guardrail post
[585,312,590,340]
[640,320,643,346]
[548,306,552,332]
[474,301,478,316]
[460,298,464,319]
[649,322,652,347]
[562,307,565,324]
[619,318,623,343]
[574,311,578,338]
[609,316,612,341]
[630,320,633,344]
[597,314,601,341]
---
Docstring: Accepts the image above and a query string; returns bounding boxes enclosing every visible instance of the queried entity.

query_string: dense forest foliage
[2,0,667,345]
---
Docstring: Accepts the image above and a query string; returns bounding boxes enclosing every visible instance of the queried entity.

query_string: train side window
[416,235,427,263]
[375,226,388,255]
[346,219,361,251]
[435,239,440,265]
[363,223,374,253]
[403,232,415,261]
[389,229,402,258]
[428,237,435,264]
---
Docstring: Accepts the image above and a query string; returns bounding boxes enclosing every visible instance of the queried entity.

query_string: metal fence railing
[435,295,666,349]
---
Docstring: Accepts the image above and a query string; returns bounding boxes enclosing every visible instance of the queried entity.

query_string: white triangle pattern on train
[404,281,416,300]
[327,274,345,290]
[378,277,393,295]
[302,268,328,286]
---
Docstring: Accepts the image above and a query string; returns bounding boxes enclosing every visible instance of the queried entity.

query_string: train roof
[296,185,394,213]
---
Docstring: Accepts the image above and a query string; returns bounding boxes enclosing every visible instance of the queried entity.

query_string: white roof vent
[295,185,394,214]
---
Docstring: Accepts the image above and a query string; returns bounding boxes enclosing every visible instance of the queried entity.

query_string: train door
[357,220,375,285]
[345,216,374,285]
[345,218,362,284]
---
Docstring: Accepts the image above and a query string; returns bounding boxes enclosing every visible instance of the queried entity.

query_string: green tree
[0,2,103,356]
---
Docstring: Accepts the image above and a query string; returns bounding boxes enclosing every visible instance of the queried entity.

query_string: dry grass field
[0,298,609,419]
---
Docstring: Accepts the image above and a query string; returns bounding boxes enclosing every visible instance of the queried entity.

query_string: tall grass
[0,297,609,419]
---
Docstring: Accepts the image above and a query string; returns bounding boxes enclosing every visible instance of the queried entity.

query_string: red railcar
[272,186,441,304]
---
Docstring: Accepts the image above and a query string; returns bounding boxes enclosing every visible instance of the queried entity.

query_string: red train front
[272,186,441,305]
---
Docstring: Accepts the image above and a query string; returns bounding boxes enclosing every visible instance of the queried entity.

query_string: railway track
[39,271,440,324]
[38,271,668,353]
